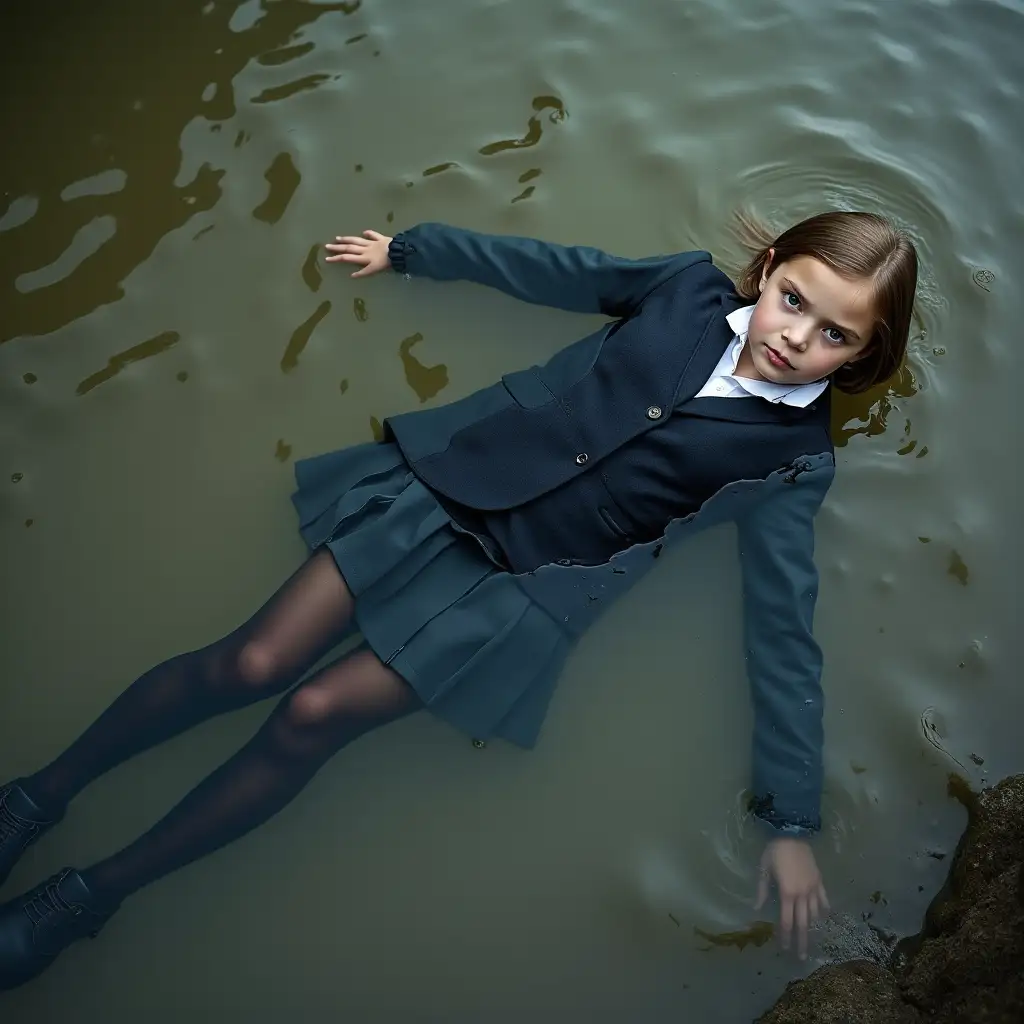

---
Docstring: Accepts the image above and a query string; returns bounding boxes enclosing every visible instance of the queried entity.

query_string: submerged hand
[325,229,393,278]
[755,837,829,960]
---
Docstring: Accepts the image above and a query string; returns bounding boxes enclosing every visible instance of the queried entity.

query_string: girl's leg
[79,647,419,903]
[21,549,355,813]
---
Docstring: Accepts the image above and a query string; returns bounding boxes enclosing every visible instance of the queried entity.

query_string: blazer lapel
[673,294,744,405]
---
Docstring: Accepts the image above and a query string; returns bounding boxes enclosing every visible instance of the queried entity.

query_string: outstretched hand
[325,229,394,278]
[755,837,830,959]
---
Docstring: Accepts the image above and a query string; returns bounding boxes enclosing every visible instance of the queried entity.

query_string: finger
[363,229,386,239]
[326,241,367,253]
[809,893,820,924]
[795,897,809,960]
[754,873,769,911]
[332,236,370,247]
[325,253,368,264]
[350,266,376,278]
[818,884,831,913]
[779,894,794,951]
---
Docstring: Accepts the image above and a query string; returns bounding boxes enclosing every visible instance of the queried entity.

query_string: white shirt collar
[718,305,829,408]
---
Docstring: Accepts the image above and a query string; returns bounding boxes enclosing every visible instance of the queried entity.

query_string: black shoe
[0,783,62,889]
[0,869,117,991]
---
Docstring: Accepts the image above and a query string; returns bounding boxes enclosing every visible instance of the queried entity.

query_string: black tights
[20,550,421,904]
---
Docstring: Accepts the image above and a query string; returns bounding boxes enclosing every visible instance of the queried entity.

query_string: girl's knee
[265,682,345,763]
[282,681,338,732]
[216,639,295,695]
[272,654,413,752]
[235,641,277,687]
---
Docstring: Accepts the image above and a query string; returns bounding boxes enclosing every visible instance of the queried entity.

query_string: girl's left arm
[387,222,708,318]
[735,462,834,836]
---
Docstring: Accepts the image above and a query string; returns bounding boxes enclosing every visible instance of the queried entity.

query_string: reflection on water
[0,0,364,345]
[1,0,1021,1020]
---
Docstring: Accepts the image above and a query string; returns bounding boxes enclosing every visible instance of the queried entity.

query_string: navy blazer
[384,223,834,835]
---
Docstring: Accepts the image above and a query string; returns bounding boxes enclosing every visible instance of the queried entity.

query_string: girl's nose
[787,325,811,351]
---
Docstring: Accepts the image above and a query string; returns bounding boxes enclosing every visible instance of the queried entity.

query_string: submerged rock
[756,960,918,1023]
[757,774,1024,1024]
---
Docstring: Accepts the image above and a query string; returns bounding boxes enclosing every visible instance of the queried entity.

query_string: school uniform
[291,223,835,836]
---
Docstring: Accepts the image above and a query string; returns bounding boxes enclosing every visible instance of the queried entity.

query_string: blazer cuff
[749,792,820,837]
[388,233,414,275]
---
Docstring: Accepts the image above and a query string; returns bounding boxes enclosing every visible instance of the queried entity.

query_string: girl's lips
[765,345,793,370]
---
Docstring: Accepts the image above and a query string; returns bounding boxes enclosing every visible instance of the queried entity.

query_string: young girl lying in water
[0,211,917,986]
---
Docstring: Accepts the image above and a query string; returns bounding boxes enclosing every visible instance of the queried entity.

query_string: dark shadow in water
[423,162,460,177]
[302,244,323,293]
[76,330,181,395]
[832,359,918,450]
[399,332,448,402]
[281,300,332,373]
[252,153,301,224]
[694,921,774,951]
[478,95,568,156]
[0,0,363,345]
[252,73,332,105]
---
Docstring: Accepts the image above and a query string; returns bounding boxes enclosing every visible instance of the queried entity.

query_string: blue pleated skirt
[290,441,574,748]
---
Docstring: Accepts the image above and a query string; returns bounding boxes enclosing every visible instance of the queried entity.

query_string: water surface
[1,0,1021,1019]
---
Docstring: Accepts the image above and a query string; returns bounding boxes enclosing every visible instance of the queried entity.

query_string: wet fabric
[291,441,574,748]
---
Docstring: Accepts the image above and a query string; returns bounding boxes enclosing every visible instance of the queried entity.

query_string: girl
[0,212,917,987]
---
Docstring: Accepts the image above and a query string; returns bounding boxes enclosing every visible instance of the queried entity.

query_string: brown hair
[733,211,918,394]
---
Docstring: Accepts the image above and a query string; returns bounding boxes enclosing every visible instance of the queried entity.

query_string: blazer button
[646,405,663,420]
[575,453,589,465]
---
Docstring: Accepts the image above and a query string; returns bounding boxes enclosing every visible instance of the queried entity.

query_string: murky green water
[1,0,1020,1019]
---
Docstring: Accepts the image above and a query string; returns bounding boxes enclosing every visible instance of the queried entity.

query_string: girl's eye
[783,291,801,308]
[824,327,845,344]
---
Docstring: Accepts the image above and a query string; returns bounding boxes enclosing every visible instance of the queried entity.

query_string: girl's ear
[758,247,775,294]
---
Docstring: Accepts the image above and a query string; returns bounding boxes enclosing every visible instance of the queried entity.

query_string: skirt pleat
[291,441,573,748]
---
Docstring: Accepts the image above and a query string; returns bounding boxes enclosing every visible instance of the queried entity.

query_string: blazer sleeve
[387,222,708,319]
[735,461,834,836]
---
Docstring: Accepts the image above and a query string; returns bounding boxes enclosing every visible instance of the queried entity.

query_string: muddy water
[1,0,1020,1019]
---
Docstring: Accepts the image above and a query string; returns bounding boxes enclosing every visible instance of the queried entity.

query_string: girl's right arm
[325,223,708,319]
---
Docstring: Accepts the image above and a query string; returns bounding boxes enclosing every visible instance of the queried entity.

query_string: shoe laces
[23,874,82,928]
[0,792,34,845]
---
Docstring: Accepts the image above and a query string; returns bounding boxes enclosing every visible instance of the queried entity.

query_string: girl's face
[742,252,877,386]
